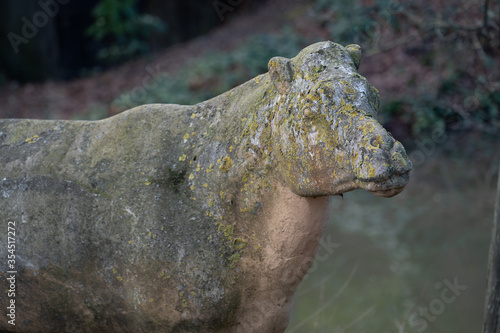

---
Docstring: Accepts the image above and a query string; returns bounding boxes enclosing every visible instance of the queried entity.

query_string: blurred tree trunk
[142,0,268,50]
[0,0,268,82]
[484,163,500,333]
[0,0,99,82]
[0,0,60,82]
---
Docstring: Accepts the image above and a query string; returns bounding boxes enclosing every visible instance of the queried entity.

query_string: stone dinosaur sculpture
[0,41,411,332]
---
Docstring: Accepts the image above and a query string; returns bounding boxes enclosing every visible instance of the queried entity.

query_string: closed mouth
[356,171,410,197]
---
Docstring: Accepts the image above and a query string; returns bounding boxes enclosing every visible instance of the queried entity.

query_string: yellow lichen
[233,238,247,250]
[217,223,234,240]
[362,160,377,178]
[343,81,357,96]
[360,122,375,135]
[179,154,187,161]
[25,135,40,144]
[370,135,383,150]
[242,172,249,183]
[228,253,241,269]
[219,156,233,172]
[392,151,409,168]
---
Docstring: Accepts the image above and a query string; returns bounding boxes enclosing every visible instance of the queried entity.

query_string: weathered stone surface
[0,41,411,332]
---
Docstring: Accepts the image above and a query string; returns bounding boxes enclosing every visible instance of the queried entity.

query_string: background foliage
[86,0,166,63]
[112,29,303,109]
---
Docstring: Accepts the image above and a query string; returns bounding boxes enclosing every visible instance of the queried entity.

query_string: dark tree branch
[483,0,491,31]
[483,162,500,333]
[480,0,492,50]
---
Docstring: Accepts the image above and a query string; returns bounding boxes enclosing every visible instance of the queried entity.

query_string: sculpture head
[269,41,411,198]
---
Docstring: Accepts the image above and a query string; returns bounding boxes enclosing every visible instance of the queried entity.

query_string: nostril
[391,141,412,173]
[390,141,405,154]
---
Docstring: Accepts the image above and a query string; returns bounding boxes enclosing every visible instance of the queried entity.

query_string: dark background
[0,0,265,82]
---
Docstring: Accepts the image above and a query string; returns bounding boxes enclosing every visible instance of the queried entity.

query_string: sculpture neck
[263,183,330,275]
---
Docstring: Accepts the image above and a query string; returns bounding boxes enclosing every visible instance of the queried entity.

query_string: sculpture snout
[353,122,412,184]
[389,140,412,175]
[351,129,411,197]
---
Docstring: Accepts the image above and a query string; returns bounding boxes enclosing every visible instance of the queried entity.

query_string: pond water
[287,150,497,333]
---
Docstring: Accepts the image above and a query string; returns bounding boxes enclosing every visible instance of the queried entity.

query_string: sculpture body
[0,41,411,332]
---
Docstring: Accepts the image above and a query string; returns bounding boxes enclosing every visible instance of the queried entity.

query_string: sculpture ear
[345,44,362,69]
[268,56,294,95]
